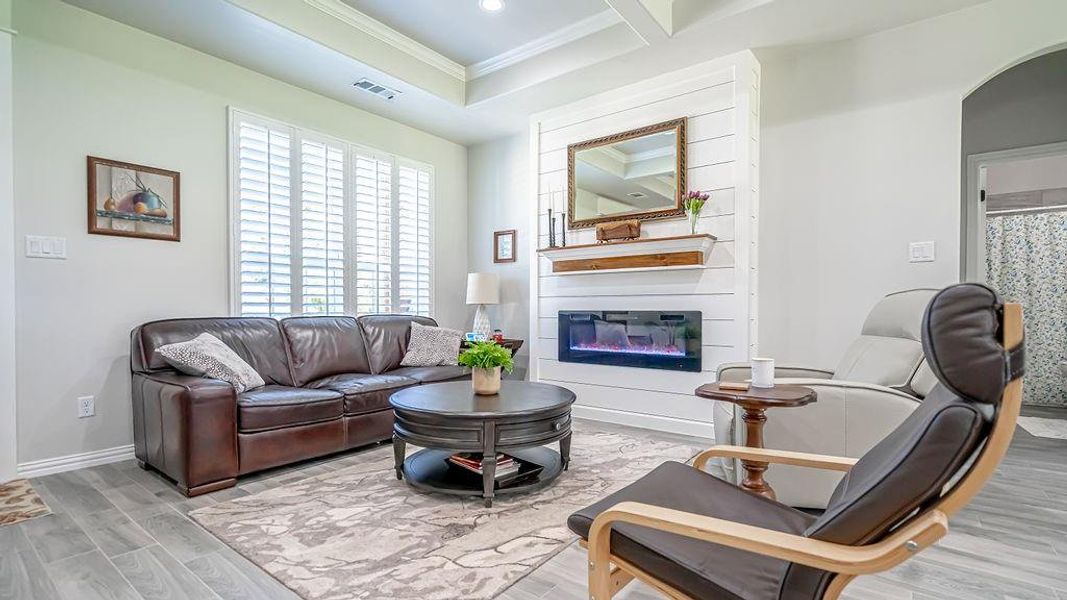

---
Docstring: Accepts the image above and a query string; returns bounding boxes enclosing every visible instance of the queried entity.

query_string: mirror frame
[567,117,687,229]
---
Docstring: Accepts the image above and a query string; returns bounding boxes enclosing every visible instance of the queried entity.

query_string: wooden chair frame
[584,304,1023,600]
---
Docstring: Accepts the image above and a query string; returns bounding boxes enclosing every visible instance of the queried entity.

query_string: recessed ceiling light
[479,0,504,12]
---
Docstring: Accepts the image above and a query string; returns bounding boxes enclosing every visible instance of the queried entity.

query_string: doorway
[965,147,1067,406]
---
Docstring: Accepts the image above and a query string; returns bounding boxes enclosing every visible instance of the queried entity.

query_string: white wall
[467,134,531,374]
[528,53,761,438]
[0,0,16,483]
[12,0,468,467]
[757,0,1067,369]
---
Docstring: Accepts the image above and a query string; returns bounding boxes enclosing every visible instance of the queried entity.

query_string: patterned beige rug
[0,479,51,526]
[190,427,700,599]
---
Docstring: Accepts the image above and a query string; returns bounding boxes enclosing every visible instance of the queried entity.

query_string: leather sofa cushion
[358,315,438,374]
[569,461,812,600]
[133,318,294,386]
[237,385,343,433]
[308,373,416,415]
[280,316,372,386]
[389,366,470,384]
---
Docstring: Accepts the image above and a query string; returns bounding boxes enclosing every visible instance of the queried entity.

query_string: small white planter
[472,366,502,395]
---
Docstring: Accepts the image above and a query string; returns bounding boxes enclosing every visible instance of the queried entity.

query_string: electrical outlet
[77,395,95,418]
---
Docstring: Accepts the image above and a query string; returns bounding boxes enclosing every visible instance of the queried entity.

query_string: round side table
[695,382,816,500]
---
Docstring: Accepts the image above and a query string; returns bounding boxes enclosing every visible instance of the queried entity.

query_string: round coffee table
[390,380,576,507]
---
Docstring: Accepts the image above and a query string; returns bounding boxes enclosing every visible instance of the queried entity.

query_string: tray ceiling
[345,0,610,66]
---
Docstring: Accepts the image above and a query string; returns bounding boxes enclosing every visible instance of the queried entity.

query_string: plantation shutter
[236,120,293,317]
[300,139,346,314]
[397,164,432,316]
[232,111,432,319]
[353,152,394,314]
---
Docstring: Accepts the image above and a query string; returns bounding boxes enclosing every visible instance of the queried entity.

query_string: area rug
[1018,416,1067,440]
[0,479,51,526]
[190,427,701,599]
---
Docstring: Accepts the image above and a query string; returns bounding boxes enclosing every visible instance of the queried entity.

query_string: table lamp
[466,272,499,337]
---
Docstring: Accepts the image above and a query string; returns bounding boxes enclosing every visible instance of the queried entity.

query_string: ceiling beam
[604,0,673,44]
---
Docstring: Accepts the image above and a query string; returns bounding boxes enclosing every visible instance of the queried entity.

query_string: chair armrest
[694,445,857,472]
[717,363,835,383]
[587,501,948,576]
[774,378,922,401]
[132,371,238,494]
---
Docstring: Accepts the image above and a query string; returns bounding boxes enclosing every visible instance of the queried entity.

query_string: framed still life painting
[87,156,180,241]
[494,229,516,263]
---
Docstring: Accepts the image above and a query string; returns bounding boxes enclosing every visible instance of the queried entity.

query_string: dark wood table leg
[393,434,406,480]
[482,421,497,508]
[739,405,776,500]
[560,431,572,471]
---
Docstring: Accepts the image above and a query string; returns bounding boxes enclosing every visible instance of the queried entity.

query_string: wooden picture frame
[494,229,517,263]
[567,118,687,229]
[87,156,181,242]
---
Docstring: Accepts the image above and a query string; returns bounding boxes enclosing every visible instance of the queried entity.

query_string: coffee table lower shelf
[400,447,564,507]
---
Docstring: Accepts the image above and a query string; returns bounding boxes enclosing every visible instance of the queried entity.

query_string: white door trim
[0,27,17,484]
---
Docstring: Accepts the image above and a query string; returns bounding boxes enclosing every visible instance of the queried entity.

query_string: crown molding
[304,0,466,81]
[466,9,623,80]
[0,26,17,37]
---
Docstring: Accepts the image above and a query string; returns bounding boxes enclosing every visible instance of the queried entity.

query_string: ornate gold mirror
[567,118,686,229]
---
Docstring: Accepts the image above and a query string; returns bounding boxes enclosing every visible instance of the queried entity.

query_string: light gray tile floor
[2,412,1064,600]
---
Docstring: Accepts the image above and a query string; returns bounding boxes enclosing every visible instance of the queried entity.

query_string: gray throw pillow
[400,322,463,367]
[156,333,266,393]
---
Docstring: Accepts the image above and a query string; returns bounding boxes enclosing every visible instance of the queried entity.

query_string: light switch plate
[25,236,67,259]
[908,241,936,263]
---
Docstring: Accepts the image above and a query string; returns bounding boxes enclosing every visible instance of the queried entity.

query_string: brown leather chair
[570,283,1025,600]
[130,314,469,496]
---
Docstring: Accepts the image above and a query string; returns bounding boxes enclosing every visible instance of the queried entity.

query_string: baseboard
[17,444,136,479]
[571,405,715,440]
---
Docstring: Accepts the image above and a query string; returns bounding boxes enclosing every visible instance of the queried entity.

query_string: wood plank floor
[3,411,1065,600]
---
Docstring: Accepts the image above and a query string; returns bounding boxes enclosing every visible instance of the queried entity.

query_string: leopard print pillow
[400,322,463,367]
[156,333,266,393]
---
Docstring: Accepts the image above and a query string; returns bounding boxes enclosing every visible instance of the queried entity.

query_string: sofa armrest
[132,371,238,495]
[774,378,923,402]
[716,362,835,383]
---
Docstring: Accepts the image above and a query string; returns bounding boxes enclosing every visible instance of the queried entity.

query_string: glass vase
[688,210,700,235]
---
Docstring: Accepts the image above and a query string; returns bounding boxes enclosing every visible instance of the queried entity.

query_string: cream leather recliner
[713,289,939,509]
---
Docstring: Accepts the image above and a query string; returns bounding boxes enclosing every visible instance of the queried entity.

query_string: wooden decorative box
[595,220,641,243]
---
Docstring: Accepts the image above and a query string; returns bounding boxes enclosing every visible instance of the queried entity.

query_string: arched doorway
[961,48,1067,408]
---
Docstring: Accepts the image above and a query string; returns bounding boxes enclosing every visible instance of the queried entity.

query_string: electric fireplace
[558,311,702,372]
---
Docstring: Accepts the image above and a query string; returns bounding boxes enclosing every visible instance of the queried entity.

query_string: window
[231,110,433,318]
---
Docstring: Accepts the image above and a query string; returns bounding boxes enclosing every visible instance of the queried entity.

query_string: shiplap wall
[527,52,761,438]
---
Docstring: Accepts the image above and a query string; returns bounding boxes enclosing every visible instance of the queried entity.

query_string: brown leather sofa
[130,314,469,496]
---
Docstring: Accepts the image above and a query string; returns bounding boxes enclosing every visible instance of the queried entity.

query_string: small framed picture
[88,156,180,242]
[494,229,516,263]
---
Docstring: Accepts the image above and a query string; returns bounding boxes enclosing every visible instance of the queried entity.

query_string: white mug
[750,357,775,388]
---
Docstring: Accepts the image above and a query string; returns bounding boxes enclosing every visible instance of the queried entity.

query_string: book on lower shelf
[448,453,519,478]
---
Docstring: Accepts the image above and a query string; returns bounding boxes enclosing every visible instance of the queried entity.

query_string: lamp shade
[466,272,499,305]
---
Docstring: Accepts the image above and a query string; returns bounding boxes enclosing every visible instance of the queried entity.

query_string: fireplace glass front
[557,311,702,372]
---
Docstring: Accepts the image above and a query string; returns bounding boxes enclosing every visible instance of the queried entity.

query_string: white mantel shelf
[537,234,716,275]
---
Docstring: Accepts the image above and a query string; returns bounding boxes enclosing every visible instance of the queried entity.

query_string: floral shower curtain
[986,210,1067,406]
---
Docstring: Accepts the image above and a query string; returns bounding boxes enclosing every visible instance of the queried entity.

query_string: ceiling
[59,0,993,145]
[345,0,610,66]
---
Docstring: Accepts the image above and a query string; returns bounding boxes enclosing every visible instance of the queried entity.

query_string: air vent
[627,192,647,198]
[353,78,401,101]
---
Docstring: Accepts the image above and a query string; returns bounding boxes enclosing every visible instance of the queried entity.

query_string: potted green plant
[458,341,514,395]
